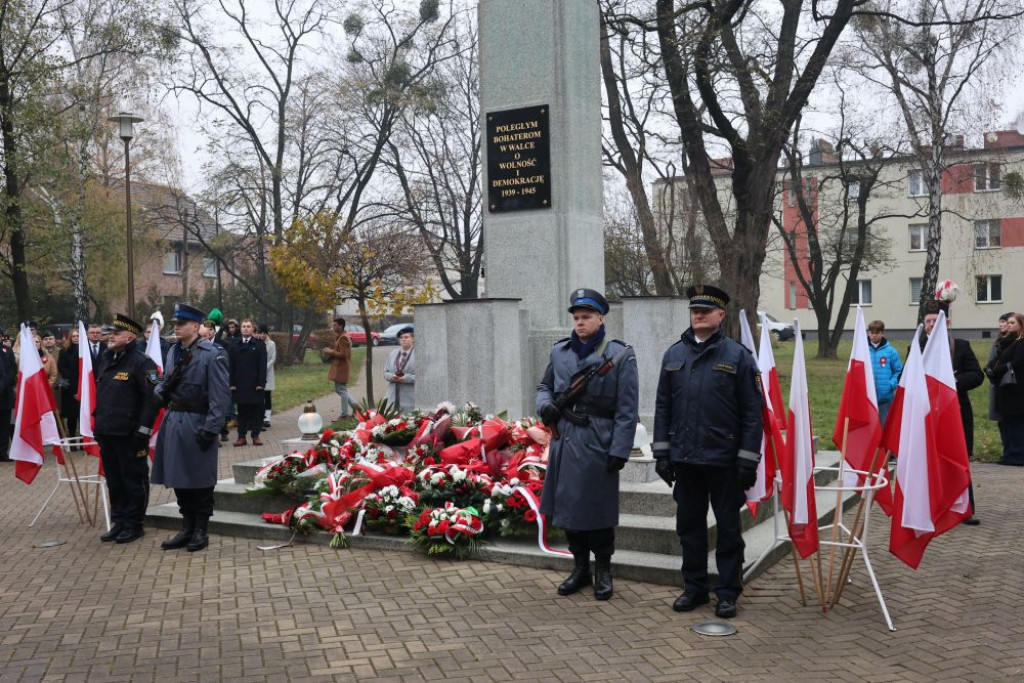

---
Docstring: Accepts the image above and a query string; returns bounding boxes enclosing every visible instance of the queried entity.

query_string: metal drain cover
[692,620,738,637]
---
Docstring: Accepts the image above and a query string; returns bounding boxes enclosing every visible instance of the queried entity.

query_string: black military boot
[593,555,613,601]
[557,552,593,596]
[187,516,210,552]
[161,515,195,550]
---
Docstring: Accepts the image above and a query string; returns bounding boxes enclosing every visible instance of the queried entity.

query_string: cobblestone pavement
[2,367,1022,682]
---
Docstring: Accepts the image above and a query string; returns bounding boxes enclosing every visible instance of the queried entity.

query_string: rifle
[546,346,631,440]
[157,344,195,407]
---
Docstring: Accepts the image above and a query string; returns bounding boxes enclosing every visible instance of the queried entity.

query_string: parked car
[346,324,381,347]
[380,323,414,345]
[758,311,797,341]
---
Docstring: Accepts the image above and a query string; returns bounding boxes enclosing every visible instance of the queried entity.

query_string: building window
[974,220,1001,249]
[789,282,797,310]
[977,275,1002,303]
[162,251,181,275]
[908,224,927,251]
[852,280,872,305]
[203,257,217,278]
[908,169,926,197]
[974,163,1001,192]
[847,181,860,200]
[910,277,923,304]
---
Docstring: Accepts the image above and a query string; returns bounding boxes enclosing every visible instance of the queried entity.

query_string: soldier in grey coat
[152,303,230,552]
[537,288,639,601]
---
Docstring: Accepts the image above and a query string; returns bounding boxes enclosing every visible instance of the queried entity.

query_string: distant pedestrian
[986,312,1024,467]
[57,328,81,441]
[0,327,16,462]
[384,327,415,412]
[86,323,106,362]
[987,312,1013,459]
[258,323,276,428]
[324,317,356,421]
[228,319,267,446]
[867,320,902,424]
[41,329,59,362]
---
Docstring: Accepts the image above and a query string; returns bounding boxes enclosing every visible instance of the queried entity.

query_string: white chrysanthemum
[496,504,504,512]
[430,473,444,485]
[509,477,520,487]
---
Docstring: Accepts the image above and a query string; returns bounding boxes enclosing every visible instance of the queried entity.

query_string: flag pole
[55,415,94,526]
[781,507,809,606]
[831,449,890,608]
[825,417,850,604]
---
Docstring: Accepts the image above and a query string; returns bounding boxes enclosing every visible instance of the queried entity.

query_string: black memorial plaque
[486,105,551,212]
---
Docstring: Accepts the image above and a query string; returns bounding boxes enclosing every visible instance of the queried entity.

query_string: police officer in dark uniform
[537,288,639,601]
[653,285,762,618]
[152,303,230,552]
[94,314,161,544]
[0,327,17,462]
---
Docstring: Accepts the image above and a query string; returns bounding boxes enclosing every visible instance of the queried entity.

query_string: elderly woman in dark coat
[986,312,1024,466]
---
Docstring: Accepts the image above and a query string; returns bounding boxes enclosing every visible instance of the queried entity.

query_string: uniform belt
[167,401,208,414]
[569,404,617,421]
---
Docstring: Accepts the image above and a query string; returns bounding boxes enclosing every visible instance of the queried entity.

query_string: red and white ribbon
[515,486,571,557]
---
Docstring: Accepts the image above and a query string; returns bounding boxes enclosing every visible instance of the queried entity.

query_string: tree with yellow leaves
[271,213,437,403]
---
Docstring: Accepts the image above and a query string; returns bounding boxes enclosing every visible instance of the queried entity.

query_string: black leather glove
[538,403,561,426]
[196,430,217,451]
[654,456,674,487]
[607,456,627,473]
[736,463,759,491]
[133,430,150,455]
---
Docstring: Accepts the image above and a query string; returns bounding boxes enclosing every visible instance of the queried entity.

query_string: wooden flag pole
[809,548,827,607]
[825,418,850,604]
[782,507,809,607]
[830,449,890,608]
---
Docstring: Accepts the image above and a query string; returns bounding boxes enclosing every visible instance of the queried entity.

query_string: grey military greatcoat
[537,339,639,530]
[152,339,230,489]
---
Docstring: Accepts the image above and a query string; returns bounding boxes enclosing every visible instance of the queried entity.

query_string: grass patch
[772,339,1000,462]
[274,348,366,414]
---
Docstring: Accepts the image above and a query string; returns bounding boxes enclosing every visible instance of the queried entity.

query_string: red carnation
[413,521,422,531]
[437,520,450,535]
[528,480,543,493]
[386,509,398,519]
[523,510,538,523]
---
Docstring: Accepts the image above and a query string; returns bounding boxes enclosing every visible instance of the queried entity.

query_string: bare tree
[852,0,1022,322]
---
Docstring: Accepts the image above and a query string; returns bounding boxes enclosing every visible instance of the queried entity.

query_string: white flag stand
[29,437,110,531]
[815,465,894,631]
[742,467,895,631]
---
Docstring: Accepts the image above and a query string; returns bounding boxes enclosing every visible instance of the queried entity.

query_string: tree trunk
[919,146,943,323]
[0,81,32,322]
[359,301,375,405]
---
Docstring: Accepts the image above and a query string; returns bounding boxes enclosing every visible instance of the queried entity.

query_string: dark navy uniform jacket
[653,328,762,468]
[93,340,160,436]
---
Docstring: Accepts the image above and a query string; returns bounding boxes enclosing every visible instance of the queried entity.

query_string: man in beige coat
[323,317,355,420]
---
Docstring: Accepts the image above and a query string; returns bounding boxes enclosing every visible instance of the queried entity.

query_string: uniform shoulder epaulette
[668,336,687,349]
[607,338,631,349]
[553,337,571,347]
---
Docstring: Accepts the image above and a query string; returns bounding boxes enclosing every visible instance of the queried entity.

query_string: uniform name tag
[114,371,130,381]
[713,363,736,374]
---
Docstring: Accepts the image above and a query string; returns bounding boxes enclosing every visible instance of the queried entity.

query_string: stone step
[213,480,304,515]
[146,479,860,588]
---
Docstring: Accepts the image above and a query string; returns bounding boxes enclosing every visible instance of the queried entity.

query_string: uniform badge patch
[114,371,130,381]
[147,370,160,385]
[713,362,736,374]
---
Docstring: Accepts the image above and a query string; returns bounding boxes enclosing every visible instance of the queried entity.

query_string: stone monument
[416,0,688,424]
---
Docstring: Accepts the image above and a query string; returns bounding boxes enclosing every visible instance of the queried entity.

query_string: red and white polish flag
[144,319,165,459]
[11,324,63,484]
[884,313,971,568]
[76,321,100,458]
[781,319,819,559]
[738,311,785,515]
[833,306,891,514]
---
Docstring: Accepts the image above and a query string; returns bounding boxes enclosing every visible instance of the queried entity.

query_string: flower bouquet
[483,478,543,538]
[362,485,418,534]
[414,464,492,510]
[371,417,421,447]
[408,502,486,558]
